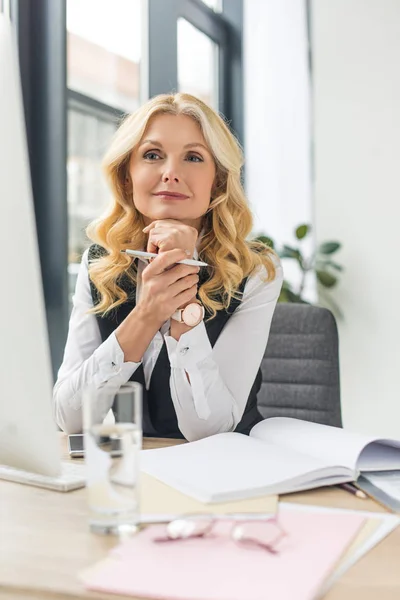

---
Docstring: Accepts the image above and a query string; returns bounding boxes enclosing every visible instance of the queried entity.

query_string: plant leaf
[327,261,344,272]
[287,290,309,303]
[278,280,295,302]
[279,245,301,260]
[316,270,338,288]
[278,279,310,303]
[281,279,293,290]
[254,234,275,249]
[315,259,344,272]
[295,224,309,240]
[278,288,289,302]
[318,242,341,255]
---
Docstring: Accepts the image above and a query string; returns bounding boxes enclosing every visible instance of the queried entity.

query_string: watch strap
[171,309,184,322]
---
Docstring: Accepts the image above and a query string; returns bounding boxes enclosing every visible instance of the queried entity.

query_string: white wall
[312,0,400,436]
[244,0,315,298]
[244,0,312,241]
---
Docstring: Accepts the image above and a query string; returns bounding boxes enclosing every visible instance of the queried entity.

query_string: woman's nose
[161,170,180,183]
[161,159,181,183]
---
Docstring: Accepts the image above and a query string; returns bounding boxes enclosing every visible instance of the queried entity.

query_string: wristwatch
[171,302,205,327]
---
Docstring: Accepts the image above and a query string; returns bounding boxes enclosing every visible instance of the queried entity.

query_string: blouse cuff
[93,331,141,384]
[164,322,212,420]
[164,321,212,369]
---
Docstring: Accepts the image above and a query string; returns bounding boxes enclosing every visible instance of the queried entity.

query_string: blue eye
[186,154,203,162]
[143,151,161,160]
[143,151,203,162]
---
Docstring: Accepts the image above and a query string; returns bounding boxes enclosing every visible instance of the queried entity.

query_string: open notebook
[140,417,400,503]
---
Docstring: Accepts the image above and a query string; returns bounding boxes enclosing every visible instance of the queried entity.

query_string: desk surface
[1,437,399,600]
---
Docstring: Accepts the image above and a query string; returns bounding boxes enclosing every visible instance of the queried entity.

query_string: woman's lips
[153,192,189,200]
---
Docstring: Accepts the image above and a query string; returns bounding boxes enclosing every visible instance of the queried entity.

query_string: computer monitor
[0,14,61,476]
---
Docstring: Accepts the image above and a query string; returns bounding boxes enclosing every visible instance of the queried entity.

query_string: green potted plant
[254,224,343,317]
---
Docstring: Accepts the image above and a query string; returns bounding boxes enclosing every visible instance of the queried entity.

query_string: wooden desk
[1,438,399,600]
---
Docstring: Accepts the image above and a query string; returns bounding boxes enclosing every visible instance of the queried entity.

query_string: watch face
[183,303,203,326]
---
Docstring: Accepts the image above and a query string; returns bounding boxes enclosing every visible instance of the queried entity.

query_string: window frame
[11,0,69,379]
[148,0,244,143]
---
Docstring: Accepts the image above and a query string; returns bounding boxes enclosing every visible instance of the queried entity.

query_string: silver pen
[121,249,209,267]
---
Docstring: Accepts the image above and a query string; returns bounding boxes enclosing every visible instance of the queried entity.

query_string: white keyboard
[0,461,86,492]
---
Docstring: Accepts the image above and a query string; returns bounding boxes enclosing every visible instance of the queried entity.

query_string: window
[177,18,219,109]
[13,0,243,371]
[67,103,118,264]
[67,0,143,303]
[200,0,222,11]
[67,0,142,112]
[0,0,10,15]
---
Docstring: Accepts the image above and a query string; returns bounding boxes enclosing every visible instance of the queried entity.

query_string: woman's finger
[142,222,156,233]
[173,283,199,307]
[169,273,199,297]
[148,231,167,245]
[159,262,199,285]
[147,238,171,254]
[143,249,188,276]
[146,235,159,254]
[146,227,172,253]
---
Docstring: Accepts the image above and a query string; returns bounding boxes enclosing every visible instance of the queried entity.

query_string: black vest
[88,244,263,439]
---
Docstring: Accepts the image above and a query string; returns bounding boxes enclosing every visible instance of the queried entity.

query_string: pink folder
[81,507,365,600]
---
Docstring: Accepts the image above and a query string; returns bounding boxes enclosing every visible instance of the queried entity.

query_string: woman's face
[128,114,216,230]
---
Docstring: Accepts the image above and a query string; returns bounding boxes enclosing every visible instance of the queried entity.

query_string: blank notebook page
[140,432,334,502]
[81,507,365,600]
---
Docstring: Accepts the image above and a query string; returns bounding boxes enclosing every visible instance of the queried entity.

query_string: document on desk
[280,503,400,596]
[140,472,278,521]
[357,471,400,512]
[140,417,400,503]
[80,506,366,600]
[362,471,400,499]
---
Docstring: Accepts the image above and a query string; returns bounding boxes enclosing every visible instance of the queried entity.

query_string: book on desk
[140,417,400,503]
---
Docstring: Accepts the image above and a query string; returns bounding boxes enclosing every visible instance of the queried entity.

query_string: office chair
[258,304,342,427]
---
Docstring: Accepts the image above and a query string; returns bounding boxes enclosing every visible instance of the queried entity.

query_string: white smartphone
[121,249,209,267]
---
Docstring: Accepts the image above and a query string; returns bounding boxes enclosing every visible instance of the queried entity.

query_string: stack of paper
[280,503,400,596]
[139,471,278,522]
[358,471,400,512]
[81,506,369,600]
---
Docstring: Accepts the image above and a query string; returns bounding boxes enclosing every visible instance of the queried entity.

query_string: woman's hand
[143,219,199,259]
[136,249,200,326]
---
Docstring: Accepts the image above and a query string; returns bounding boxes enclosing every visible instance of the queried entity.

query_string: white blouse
[53,249,283,441]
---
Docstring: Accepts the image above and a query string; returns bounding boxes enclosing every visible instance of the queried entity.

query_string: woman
[53,92,283,441]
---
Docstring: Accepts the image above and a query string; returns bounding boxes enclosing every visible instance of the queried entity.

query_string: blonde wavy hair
[87,92,277,319]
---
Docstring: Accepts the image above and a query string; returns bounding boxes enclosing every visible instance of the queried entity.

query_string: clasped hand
[136,220,200,325]
[143,218,198,258]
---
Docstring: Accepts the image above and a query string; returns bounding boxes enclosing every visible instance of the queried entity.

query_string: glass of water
[82,382,142,535]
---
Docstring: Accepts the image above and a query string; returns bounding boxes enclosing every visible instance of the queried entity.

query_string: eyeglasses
[152,514,287,554]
